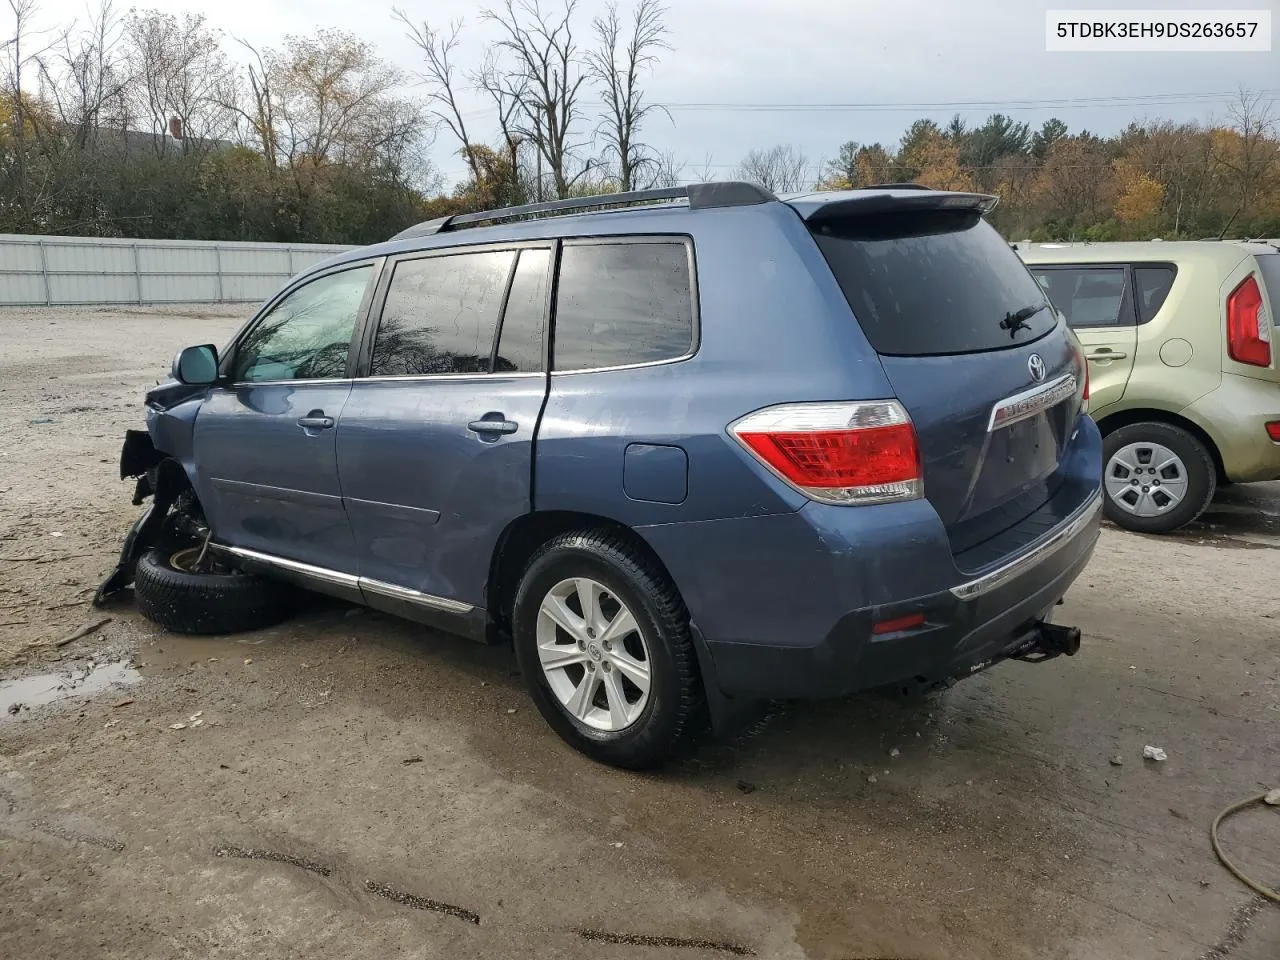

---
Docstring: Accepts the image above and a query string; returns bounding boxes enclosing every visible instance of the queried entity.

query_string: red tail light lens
[731,400,923,505]
[1226,275,1271,367]
[1266,421,1280,442]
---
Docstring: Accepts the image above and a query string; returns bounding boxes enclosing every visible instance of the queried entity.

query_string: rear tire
[1102,422,1215,533]
[134,546,294,635]
[512,530,702,769]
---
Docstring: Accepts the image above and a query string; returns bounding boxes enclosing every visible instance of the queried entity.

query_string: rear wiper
[1000,301,1048,337]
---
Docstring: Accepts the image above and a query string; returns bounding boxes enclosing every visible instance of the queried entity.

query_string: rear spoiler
[787,189,999,224]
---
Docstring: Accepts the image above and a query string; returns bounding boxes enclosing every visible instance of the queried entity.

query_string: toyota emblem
[1027,354,1047,383]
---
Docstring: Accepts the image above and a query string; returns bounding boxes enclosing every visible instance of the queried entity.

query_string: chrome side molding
[225,546,359,590]
[360,577,474,615]
[222,545,476,616]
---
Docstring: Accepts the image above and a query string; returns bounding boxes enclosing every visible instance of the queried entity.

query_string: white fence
[0,234,355,307]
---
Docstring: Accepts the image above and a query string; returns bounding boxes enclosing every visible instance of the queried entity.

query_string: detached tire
[1102,421,1216,533]
[134,546,294,635]
[512,530,703,769]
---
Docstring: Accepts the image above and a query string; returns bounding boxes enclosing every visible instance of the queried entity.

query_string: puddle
[1,660,140,717]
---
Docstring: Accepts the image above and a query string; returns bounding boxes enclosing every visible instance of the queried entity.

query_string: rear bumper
[1185,373,1280,482]
[639,409,1101,703]
[703,493,1102,699]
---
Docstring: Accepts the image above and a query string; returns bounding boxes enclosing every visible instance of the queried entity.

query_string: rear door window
[812,210,1055,356]
[1133,265,1177,323]
[1031,266,1133,328]
[370,250,515,376]
[494,248,550,373]
[552,240,695,371]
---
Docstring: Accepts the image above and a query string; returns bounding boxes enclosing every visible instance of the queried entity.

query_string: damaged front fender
[92,438,193,608]
[119,429,165,504]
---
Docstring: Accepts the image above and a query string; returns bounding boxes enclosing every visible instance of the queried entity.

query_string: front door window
[231,266,373,383]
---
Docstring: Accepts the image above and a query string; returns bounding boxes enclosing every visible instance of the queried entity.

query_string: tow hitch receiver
[1011,621,1082,663]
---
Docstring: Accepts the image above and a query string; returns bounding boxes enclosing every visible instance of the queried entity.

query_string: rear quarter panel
[1119,253,1233,421]
[535,203,897,526]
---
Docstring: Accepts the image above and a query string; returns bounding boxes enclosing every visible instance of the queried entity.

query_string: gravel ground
[1,306,1278,960]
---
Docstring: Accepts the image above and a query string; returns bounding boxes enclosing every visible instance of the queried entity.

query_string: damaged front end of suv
[92,347,217,607]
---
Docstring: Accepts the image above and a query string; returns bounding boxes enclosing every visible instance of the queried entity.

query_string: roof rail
[861,182,931,191]
[389,181,776,241]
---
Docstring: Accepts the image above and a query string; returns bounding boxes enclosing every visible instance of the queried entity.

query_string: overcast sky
[23,0,1280,186]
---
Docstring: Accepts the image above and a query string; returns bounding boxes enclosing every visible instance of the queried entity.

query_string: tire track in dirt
[211,843,332,877]
[31,818,125,851]
[1198,893,1271,960]
[363,879,480,925]
[207,840,764,950]
[576,928,755,955]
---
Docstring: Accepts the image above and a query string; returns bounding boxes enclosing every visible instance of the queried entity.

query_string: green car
[1018,240,1280,533]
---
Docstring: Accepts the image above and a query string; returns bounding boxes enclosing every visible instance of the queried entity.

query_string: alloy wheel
[535,577,652,732]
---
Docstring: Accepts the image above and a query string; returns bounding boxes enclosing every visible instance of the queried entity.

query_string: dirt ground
[1,305,1278,960]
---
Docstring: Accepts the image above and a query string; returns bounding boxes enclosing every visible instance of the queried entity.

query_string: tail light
[730,400,922,505]
[1227,275,1271,367]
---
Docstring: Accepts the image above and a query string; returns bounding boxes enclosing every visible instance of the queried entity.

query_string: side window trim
[354,240,551,381]
[550,234,701,376]
[1033,262,1137,329]
[1131,261,1179,325]
[221,257,384,384]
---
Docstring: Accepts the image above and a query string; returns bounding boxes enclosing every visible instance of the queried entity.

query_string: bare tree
[122,10,238,156]
[3,0,64,140]
[265,30,411,168]
[39,0,129,149]
[1216,88,1278,238]
[483,0,590,200]
[221,38,280,168]
[735,144,810,193]
[691,152,717,183]
[473,50,527,204]
[394,11,481,189]
[648,148,683,187]
[584,0,668,191]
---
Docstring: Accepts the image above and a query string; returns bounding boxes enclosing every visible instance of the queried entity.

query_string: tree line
[815,101,1280,241]
[2,0,1277,245]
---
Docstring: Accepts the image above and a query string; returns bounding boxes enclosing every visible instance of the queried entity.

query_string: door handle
[468,418,519,436]
[297,415,335,430]
[1085,350,1127,361]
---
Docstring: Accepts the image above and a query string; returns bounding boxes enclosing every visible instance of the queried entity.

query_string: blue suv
[96,182,1104,768]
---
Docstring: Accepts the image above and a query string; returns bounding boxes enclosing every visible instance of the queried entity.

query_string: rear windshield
[1256,253,1280,325]
[812,209,1056,356]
